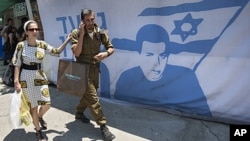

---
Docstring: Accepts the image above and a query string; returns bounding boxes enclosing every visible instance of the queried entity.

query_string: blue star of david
[171,13,203,41]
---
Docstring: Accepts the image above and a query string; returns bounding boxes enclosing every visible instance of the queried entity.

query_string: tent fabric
[0,0,21,15]
[0,0,36,16]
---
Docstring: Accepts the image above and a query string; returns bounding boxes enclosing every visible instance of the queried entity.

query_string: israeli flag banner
[37,0,250,124]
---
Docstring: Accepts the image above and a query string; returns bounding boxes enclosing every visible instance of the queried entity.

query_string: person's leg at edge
[83,80,115,141]
[76,95,88,113]
[38,104,50,130]
[30,106,47,141]
[3,52,9,65]
[75,88,90,123]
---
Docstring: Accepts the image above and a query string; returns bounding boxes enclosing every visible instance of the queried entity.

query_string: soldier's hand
[79,21,85,36]
[94,52,108,61]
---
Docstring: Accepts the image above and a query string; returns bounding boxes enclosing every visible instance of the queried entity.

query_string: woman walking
[12,20,71,141]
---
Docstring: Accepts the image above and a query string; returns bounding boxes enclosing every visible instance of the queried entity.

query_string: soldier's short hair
[81,9,93,20]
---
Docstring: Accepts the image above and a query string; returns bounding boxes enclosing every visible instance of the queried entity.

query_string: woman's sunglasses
[28,28,40,32]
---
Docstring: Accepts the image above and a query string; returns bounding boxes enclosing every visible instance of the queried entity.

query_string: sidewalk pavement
[0,60,229,141]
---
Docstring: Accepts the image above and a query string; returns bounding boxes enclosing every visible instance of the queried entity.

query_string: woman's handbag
[2,42,11,52]
[57,59,89,97]
[2,63,14,87]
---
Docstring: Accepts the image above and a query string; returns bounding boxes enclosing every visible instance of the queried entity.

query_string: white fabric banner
[37,0,250,124]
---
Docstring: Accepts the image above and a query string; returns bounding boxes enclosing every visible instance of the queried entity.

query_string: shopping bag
[57,59,89,97]
[20,92,32,126]
[9,91,22,129]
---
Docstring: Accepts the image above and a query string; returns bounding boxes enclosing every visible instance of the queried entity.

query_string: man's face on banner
[140,41,168,81]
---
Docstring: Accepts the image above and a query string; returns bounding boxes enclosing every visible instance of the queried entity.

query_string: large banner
[38,0,250,124]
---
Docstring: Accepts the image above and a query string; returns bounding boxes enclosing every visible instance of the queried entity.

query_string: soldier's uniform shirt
[71,27,113,125]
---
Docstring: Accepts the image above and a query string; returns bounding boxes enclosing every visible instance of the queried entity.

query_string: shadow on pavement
[48,84,105,141]
[53,120,102,141]
[3,128,36,141]
[48,84,168,140]
[3,128,67,141]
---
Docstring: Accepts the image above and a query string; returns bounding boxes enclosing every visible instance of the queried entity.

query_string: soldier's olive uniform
[71,27,113,125]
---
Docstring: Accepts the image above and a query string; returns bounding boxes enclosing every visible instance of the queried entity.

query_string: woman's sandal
[36,129,46,141]
[39,117,47,130]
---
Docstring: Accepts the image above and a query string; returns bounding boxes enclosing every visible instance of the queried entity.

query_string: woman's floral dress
[12,40,60,108]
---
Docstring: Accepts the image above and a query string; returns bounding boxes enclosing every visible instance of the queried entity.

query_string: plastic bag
[9,91,22,129]
[20,92,32,126]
